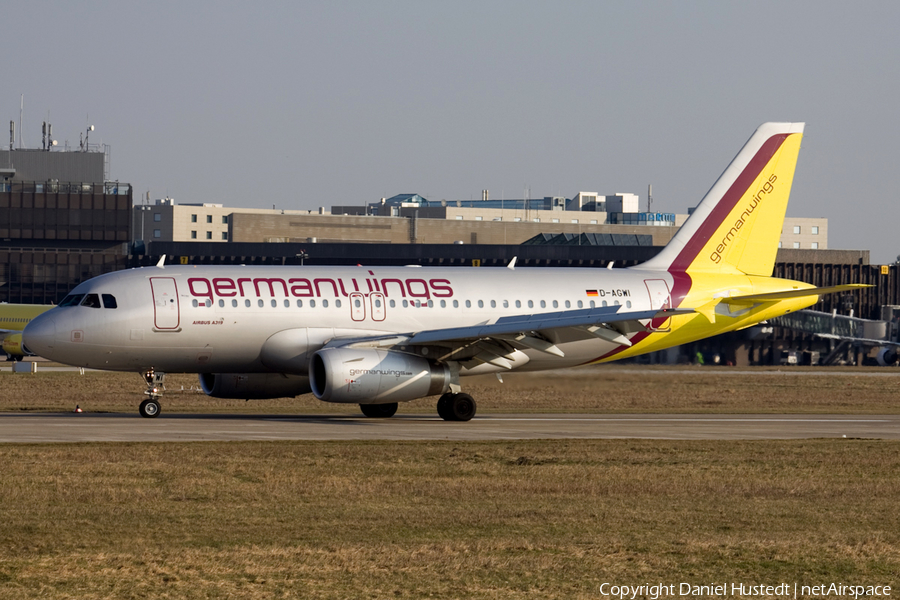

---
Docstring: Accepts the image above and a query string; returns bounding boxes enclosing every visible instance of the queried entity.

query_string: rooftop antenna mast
[18,95,25,149]
[647,184,652,213]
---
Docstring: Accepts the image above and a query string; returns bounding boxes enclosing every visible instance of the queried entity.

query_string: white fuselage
[24,264,674,374]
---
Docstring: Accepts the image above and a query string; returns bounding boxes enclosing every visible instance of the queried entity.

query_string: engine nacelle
[199,372,311,399]
[2,333,32,358]
[876,347,898,366]
[310,347,450,404]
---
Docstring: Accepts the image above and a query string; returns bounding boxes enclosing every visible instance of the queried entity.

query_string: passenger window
[218,299,225,308]
[389,300,395,308]
[452,300,459,308]
[81,294,102,309]
[527,300,533,308]
[515,300,521,308]
[590,300,595,308]
[626,301,632,308]
[465,300,471,308]
[440,300,446,308]
[284,299,290,308]
[540,300,546,308]
[552,300,558,308]
[323,299,330,308]
[602,301,608,307]
[310,300,317,308]
[232,300,238,308]
[577,300,582,308]
[296,300,303,308]
[102,294,118,309]
[490,300,496,308]
[192,299,198,308]
[354,298,361,308]
[403,300,409,308]
[245,299,251,307]
[258,299,264,307]
[375,299,382,308]
[565,300,571,309]
[478,300,484,308]
[271,299,277,308]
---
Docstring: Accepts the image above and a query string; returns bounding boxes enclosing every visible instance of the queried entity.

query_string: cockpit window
[102,294,118,309]
[59,294,85,307]
[81,294,102,309]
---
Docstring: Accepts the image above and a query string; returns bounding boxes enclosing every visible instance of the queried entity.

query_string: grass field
[0,440,897,599]
[1,366,898,598]
[2,364,900,415]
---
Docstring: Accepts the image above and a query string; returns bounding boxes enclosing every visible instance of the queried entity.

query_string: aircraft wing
[326,305,693,363]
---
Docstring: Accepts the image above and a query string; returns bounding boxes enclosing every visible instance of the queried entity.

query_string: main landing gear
[140,369,166,418]
[437,392,476,422]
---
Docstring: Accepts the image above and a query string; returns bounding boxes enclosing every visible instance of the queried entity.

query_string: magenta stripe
[668,133,790,273]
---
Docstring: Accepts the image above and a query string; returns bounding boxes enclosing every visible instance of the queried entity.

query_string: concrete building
[0,145,131,304]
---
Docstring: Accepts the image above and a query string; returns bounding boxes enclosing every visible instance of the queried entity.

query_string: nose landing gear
[140,369,166,418]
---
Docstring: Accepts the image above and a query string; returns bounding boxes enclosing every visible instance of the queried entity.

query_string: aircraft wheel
[139,399,161,419]
[360,402,398,418]
[436,393,454,420]
[439,393,476,422]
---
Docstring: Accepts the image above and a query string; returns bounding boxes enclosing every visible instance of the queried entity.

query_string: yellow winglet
[694,298,722,324]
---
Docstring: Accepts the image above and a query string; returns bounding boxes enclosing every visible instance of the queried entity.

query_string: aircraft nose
[23,313,58,358]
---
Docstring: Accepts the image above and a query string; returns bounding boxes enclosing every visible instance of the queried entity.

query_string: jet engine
[199,372,311,399]
[310,347,451,404]
[1,333,32,360]
[876,347,898,366]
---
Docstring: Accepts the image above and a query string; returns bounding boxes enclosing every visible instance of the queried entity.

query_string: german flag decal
[585,290,599,297]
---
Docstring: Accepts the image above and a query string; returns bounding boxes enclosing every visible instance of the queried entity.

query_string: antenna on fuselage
[507,256,517,270]
[156,254,166,268]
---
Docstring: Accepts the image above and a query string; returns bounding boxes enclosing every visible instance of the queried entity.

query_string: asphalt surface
[0,412,897,443]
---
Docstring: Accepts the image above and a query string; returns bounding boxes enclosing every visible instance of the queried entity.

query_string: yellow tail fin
[639,123,804,276]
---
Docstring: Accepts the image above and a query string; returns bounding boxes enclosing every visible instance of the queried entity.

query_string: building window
[811,242,819,249]
[778,242,783,248]
[475,216,483,221]
[793,242,800,248]
[811,226,819,235]
[191,214,197,223]
[206,231,212,240]
[793,225,801,234]
[455,216,463,220]
[206,215,213,223]
[221,232,228,240]
[153,229,161,238]
[153,213,161,222]
[551,218,560,223]
[222,216,228,224]
[191,231,197,239]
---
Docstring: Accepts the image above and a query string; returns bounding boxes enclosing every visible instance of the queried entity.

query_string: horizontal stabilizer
[726,284,872,304]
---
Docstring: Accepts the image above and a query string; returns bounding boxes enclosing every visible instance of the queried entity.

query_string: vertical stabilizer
[637,122,805,276]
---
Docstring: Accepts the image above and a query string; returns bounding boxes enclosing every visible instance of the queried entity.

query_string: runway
[1,412,898,442]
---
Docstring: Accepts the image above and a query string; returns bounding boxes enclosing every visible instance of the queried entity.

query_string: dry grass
[1,364,899,414]
[0,440,897,598]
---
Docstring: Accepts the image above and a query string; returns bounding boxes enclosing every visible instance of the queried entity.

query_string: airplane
[1,303,54,360]
[23,122,869,421]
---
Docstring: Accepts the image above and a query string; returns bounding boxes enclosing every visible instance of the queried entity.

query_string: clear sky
[4,1,899,262]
